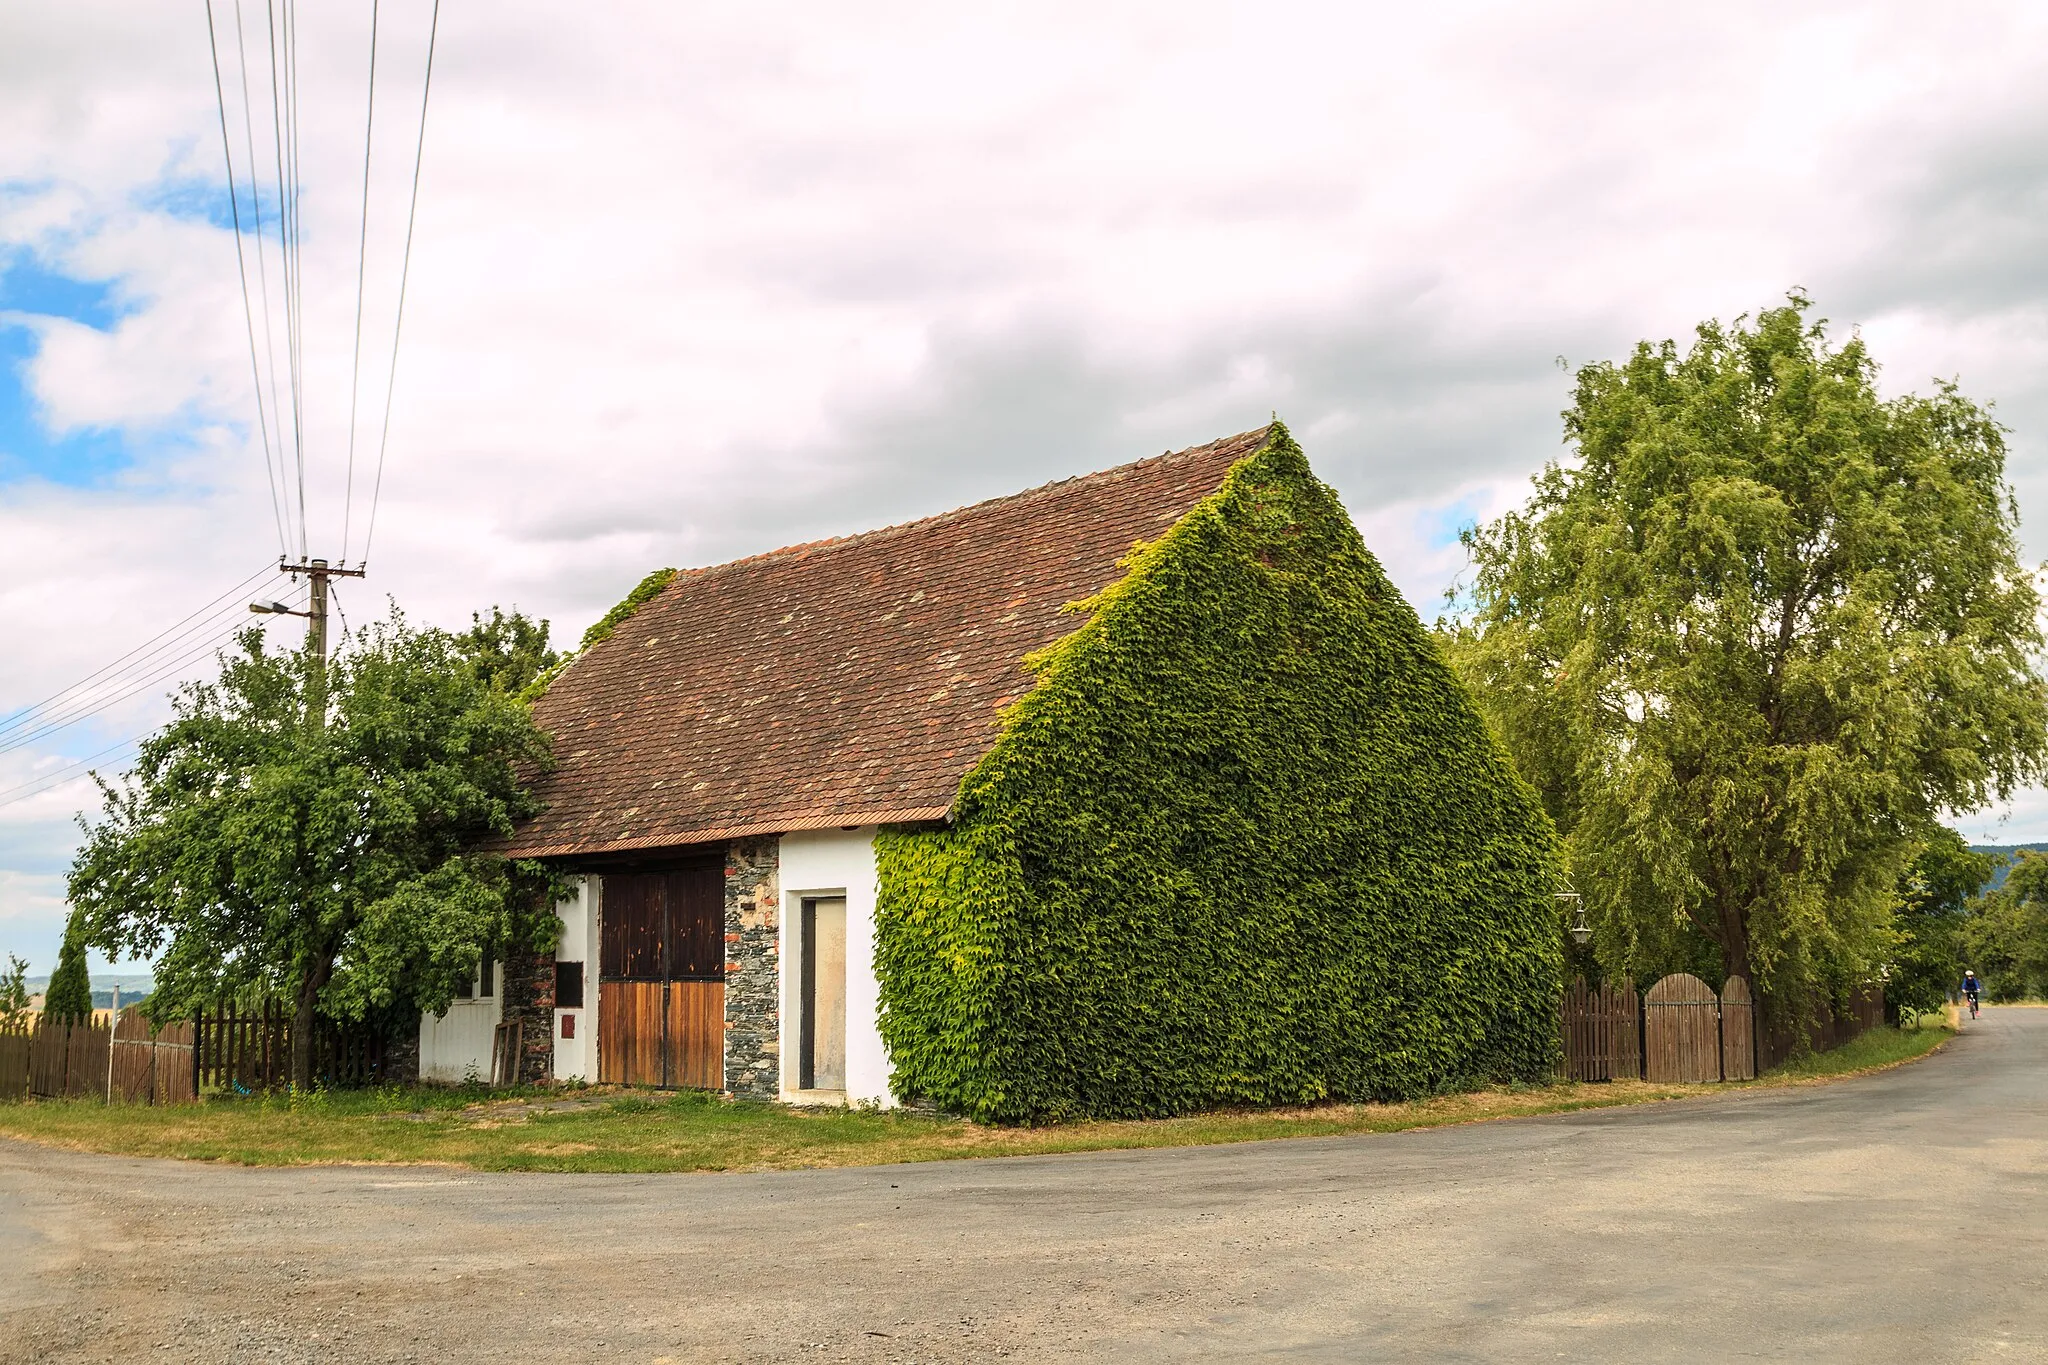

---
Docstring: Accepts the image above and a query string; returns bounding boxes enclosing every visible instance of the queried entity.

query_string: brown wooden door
[1645,973,1722,1083]
[599,863,725,1088]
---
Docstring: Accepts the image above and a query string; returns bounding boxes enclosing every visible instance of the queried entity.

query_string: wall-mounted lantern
[1556,877,1592,946]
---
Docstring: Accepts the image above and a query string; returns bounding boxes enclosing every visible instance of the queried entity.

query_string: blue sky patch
[1,254,128,329]
[1424,493,1484,551]
[0,255,139,485]
[138,173,243,233]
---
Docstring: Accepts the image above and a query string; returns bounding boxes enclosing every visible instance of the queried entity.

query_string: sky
[4,1,2048,974]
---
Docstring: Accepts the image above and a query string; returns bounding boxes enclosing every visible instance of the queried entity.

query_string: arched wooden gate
[1644,973,1721,1083]
[1720,976,1756,1081]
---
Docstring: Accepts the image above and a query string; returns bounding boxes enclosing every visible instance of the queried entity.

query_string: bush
[874,426,1565,1121]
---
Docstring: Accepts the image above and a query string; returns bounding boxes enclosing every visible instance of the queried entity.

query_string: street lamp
[1556,876,1592,946]
[249,600,310,618]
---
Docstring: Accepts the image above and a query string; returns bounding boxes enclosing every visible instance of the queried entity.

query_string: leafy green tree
[1888,828,1993,1015]
[68,606,560,1088]
[1,953,35,1028]
[456,607,561,696]
[43,913,94,1022]
[1448,295,2048,1031]
[1963,851,2048,1000]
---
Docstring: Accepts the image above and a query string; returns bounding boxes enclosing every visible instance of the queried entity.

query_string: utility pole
[250,558,366,727]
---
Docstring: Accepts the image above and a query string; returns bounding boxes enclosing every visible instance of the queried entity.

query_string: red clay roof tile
[501,427,1269,858]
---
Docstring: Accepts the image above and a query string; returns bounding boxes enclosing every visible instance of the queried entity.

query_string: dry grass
[0,1024,1954,1174]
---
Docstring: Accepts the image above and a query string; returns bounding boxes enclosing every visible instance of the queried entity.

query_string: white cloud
[6,0,2048,966]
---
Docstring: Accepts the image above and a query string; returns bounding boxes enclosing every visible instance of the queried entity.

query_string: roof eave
[501,804,953,860]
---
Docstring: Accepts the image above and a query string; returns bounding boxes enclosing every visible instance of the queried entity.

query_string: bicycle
[1966,992,1981,1020]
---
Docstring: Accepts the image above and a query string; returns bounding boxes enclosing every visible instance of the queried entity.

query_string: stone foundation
[379,1026,420,1086]
[723,836,781,1099]
[500,948,556,1085]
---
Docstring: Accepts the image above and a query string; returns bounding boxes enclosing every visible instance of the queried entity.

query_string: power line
[0,564,274,740]
[268,0,308,557]
[330,582,352,645]
[231,0,296,556]
[341,0,381,564]
[203,0,291,561]
[0,603,264,759]
[286,0,309,557]
[0,739,139,813]
[362,0,441,569]
[0,578,312,813]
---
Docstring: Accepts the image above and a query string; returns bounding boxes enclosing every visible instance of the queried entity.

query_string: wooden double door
[598,864,724,1089]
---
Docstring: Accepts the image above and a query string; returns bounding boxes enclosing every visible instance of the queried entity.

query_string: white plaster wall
[552,876,598,1082]
[777,828,891,1106]
[419,991,500,1083]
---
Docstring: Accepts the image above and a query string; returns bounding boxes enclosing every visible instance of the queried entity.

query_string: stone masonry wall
[723,836,781,1099]
[500,947,556,1085]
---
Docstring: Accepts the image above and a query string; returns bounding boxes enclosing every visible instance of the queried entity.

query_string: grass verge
[1762,1018,1953,1081]
[0,1024,1953,1174]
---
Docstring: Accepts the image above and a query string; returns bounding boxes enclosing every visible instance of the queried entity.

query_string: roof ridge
[667,425,1272,585]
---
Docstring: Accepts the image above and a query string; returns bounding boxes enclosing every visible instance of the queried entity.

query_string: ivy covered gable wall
[873,425,1564,1121]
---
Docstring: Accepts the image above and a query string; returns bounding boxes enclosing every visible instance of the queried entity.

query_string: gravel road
[3,1009,2044,1364]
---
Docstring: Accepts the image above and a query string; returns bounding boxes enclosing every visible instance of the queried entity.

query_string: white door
[802,897,846,1090]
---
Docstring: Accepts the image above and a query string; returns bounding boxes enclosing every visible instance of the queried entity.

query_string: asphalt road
[2,1009,2044,1365]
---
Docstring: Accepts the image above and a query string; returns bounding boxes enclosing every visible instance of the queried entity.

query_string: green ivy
[578,568,678,651]
[519,568,679,702]
[874,425,1565,1122]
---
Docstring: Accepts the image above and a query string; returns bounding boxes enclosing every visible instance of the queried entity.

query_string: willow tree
[1448,296,2048,1025]
[68,608,560,1089]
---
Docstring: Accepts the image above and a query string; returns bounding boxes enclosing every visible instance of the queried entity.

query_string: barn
[417,424,1563,1115]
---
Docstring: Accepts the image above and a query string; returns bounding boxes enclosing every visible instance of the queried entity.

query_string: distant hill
[1969,844,2048,892]
[22,973,156,1000]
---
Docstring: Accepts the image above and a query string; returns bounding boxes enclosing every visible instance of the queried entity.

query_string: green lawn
[0,1024,1952,1174]
[1763,1017,1954,1080]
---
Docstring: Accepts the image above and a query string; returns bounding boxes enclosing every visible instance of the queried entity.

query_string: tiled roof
[501,427,1270,858]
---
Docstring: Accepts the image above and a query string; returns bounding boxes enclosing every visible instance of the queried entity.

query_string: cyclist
[1961,969,1983,1019]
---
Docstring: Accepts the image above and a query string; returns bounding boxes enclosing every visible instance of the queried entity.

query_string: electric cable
[0,564,274,740]
[361,0,441,569]
[0,580,312,810]
[0,604,268,759]
[231,0,295,554]
[264,0,304,560]
[203,0,291,561]
[341,0,381,565]
[0,739,140,812]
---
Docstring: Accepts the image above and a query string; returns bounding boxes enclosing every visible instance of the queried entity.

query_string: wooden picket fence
[110,1009,197,1104]
[0,1003,387,1103]
[0,1019,32,1101]
[193,1000,388,1093]
[0,1012,198,1103]
[1560,978,1639,1081]
[1561,973,1881,1083]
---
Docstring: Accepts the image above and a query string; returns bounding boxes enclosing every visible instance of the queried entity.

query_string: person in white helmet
[1961,969,1983,1018]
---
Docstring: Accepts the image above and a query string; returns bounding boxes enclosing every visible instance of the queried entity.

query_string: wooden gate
[1645,973,1722,1082]
[1719,976,1755,1081]
[598,864,725,1089]
[1560,978,1640,1081]
[109,1010,198,1104]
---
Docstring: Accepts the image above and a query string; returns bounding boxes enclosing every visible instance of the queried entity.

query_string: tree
[1888,828,1993,1016]
[1,953,33,1029]
[68,606,560,1088]
[43,912,94,1022]
[456,607,561,697]
[1448,295,2048,1032]
[1962,851,2048,1000]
